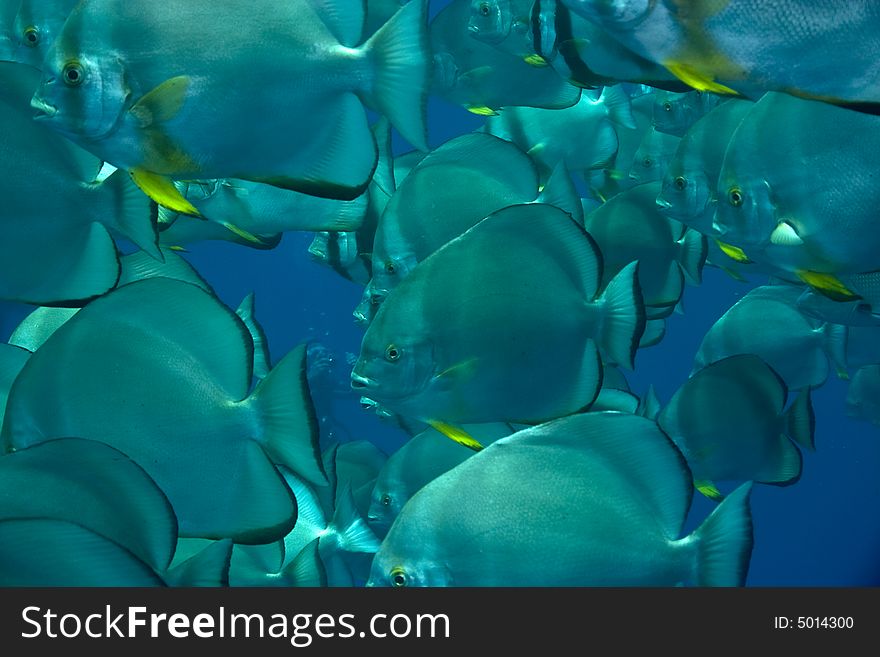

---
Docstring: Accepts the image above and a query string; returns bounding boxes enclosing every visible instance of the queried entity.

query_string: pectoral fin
[130,169,202,218]
[715,240,752,264]
[795,270,861,302]
[427,420,484,452]
[663,61,739,96]
[465,105,499,116]
[434,358,479,382]
[695,480,725,502]
[523,54,549,67]
[220,221,275,247]
[129,76,191,127]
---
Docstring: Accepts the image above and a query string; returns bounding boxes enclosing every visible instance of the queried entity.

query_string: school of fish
[1,0,878,587]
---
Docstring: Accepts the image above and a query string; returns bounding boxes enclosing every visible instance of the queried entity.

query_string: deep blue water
[2,0,879,588]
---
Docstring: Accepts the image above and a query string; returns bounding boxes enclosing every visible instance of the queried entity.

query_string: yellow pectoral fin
[459,66,493,83]
[435,358,479,383]
[715,240,752,264]
[465,105,499,116]
[130,168,202,218]
[695,480,725,502]
[526,143,546,158]
[220,221,273,246]
[715,263,748,282]
[167,245,188,252]
[663,61,740,96]
[523,54,549,68]
[129,75,191,127]
[795,270,861,302]
[427,420,484,452]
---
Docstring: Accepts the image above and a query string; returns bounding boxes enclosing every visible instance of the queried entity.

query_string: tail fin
[249,344,327,486]
[235,292,271,382]
[371,117,396,197]
[279,539,327,587]
[360,0,430,151]
[692,482,754,586]
[595,261,646,369]
[823,323,849,380]
[537,164,585,225]
[639,318,666,348]
[100,169,161,260]
[330,484,382,554]
[164,539,233,587]
[677,228,708,285]
[590,121,619,170]
[638,384,662,420]
[784,388,816,451]
[600,85,637,129]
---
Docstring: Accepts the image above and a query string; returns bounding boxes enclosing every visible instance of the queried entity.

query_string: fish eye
[390,567,408,587]
[479,2,491,17]
[62,61,84,86]
[728,187,744,207]
[673,176,687,191]
[385,261,396,274]
[23,26,39,47]
[381,494,392,506]
[663,101,672,112]
[642,157,653,168]
[384,344,401,362]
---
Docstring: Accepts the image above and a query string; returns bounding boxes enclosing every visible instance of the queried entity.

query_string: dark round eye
[479,2,491,16]
[381,494,392,507]
[728,187,744,207]
[673,176,687,191]
[23,26,39,46]
[62,61,84,86]
[390,567,408,587]
[663,101,672,112]
[384,344,400,362]
[385,261,396,274]
[643,157,653,168]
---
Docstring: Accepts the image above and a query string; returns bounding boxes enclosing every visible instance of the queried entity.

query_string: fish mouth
[352,309,370,327]
[655,196,673,212]
[30,96,57,120]
[351,372,376,391]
